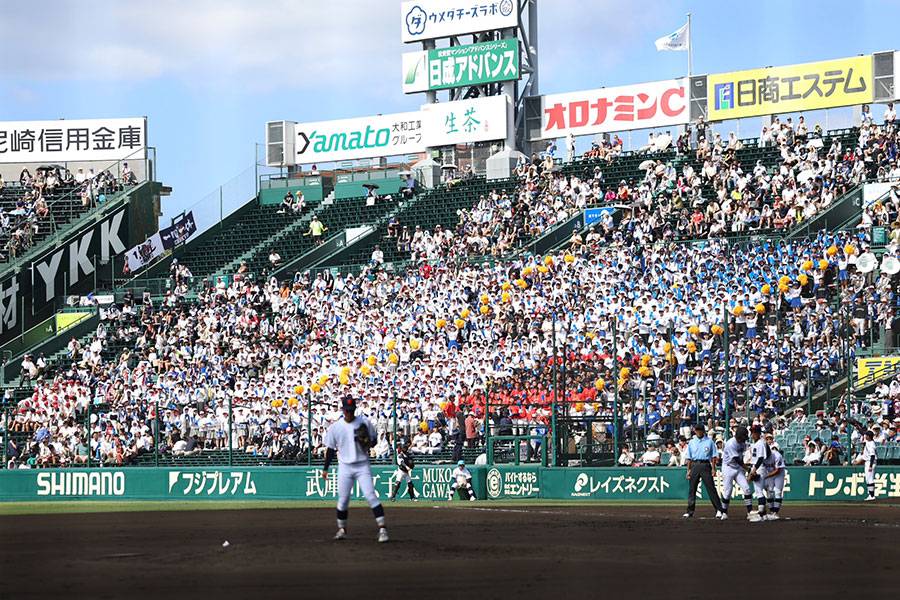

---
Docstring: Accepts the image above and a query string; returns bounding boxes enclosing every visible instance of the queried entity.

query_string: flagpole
[687,12,692,77]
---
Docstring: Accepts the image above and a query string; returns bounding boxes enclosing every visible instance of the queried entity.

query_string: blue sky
[0,0,896,226]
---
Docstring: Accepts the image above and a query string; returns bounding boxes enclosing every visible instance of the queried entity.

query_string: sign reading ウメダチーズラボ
[402,38,519,93]
[0,117,146,164]
[707,55,873,121]
[537,79,688,140]
[401,0,519,43]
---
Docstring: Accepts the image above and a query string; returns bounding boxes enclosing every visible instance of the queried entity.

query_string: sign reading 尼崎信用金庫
[403,38,519,94]
[537,79,688,140]
[707,55,873,121]
[401,0,519,43]
[0,117,146,164]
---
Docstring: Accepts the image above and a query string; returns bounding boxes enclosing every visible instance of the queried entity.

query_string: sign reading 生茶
[707,55,873,121]
[403,38,519,93]
[401,0,519,43]
[421,95,509,146]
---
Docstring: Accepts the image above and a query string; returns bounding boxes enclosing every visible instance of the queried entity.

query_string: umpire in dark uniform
[683,423,724,518]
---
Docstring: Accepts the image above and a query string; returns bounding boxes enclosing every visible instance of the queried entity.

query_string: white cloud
[0,0,402,90]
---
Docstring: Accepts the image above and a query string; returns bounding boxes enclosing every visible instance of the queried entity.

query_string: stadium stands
[4,117,900,471]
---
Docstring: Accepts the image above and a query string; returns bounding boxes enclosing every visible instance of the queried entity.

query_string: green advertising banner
[2,465,895,502]
[402,38,519,94]
[538,466,900,502]
[0,465,486,502]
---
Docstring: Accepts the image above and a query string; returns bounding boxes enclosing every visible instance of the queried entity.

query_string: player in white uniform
[763,434,786,520]
[852,430,877,501]
[719,427,755,521]
[322,396,388,542]
[748,425,771,521]
[448,460,477,501]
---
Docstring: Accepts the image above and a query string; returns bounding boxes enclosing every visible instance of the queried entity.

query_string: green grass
[2,498,896,516]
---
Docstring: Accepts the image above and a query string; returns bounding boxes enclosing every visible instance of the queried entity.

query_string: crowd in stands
[0,164,135,260]
[5,214,900,468]
[3,114,900,468]
[389,105,899,263]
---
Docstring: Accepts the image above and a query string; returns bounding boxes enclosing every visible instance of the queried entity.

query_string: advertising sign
[295,111,424,164]
[0,466,486,502]
[539,467,900,502]
[584,207,615,225]
[857,356,900,386]
[125,211,197,272]
[0,117,146,164]
[403,38,519,93]
[708,55,874,121]
[537,79,688,140]
[422,95,509,146]
[402,0,519,43]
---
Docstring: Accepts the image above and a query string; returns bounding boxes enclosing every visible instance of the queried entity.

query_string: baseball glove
[354,424,372,448]
[748,472,760,482]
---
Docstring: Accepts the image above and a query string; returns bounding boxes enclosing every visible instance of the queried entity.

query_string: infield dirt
[1,503,896,599]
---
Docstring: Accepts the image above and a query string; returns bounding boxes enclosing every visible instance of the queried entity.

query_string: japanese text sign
[402,0,519,43]
[0,117,146,164]
[295,111,425,164]
[538,79,688,140]
[708,56,873,121]
[422,95,509,146]
[857,357,900,386]
[403,38,519,93]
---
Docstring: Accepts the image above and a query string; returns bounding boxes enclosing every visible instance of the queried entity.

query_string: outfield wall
[1,466,897,502]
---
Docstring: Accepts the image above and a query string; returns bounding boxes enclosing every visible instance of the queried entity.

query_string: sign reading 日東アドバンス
[707,55,874,121]
[402,38,519,93]
[401,0,519,43]
[537,79,688,140]
[0,117,146,164]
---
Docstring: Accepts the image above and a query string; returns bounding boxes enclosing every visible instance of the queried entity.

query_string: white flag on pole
[655,23,689,51]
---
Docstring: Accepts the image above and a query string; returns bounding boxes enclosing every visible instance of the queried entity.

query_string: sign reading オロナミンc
[403,38,519,94]
[0,117,146,164]
[707,55,873,121]
[538,79,688,140]
[401,0,519,43]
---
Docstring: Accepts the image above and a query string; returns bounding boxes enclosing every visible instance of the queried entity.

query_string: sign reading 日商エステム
[401,0,519,43]
[707,55,873,121]
[537,79,688,140]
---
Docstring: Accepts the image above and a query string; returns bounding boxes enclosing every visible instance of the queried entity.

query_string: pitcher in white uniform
[322,395,388,542]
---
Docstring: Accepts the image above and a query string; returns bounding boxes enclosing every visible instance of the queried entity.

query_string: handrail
[0,147,154,271]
